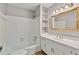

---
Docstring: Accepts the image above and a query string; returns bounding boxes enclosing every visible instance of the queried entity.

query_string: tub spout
[0,46,3,52]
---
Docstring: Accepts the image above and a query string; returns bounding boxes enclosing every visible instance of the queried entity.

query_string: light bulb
[60,8,63,11]
[65,5,69,9]
[56,9,59,13]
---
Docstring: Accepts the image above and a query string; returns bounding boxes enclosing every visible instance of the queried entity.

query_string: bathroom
[0,3,79,55]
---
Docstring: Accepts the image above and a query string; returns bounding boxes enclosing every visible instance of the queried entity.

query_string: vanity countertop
[41,33,79,50]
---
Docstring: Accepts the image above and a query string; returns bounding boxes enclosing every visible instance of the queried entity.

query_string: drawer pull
[51,48,55,53]
[70,51,73,54]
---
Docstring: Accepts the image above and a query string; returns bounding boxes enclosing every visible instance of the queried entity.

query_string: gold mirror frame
[76,7,79,31]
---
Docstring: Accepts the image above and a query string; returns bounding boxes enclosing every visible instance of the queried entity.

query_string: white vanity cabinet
[41,36,79,55]
[41,37,63,55]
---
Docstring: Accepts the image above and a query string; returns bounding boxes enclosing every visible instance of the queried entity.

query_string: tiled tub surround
[0,44,37,55]
[0,15,39,55]
[0,4,41,55]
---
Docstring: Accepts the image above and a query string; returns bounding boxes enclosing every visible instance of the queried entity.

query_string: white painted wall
[0,4,6,47]
[4,4,33,19]
[34,5,40,17]
[34,6,41,52]
[0,4,5,13]
[48,3,66,16]
[48,3,78,17]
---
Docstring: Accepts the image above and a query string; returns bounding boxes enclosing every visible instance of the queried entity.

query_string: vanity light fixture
[56,9,59,13]
[52,3,73,14]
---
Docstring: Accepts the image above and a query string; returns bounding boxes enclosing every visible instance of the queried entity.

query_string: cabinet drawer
[49,40,79,55]
[55,42,79,55]
[62,45,79,55]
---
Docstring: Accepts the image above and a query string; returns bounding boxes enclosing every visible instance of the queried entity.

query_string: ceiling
[7,3,53,11]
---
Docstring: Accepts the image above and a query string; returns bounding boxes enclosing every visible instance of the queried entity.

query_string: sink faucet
[57,33,63,39]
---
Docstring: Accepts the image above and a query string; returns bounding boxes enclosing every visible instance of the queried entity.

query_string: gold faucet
[57,34,63,39]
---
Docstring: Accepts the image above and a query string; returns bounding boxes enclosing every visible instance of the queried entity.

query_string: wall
[33,5,41,52]
[0,3,5,13]
[48,3,79,17]
[0,4,6,47]
[4,4,33,19]
[34,5,40,17]
[48,3,66,16]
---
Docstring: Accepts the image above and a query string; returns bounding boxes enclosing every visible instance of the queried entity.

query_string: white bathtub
[0,44,37,55]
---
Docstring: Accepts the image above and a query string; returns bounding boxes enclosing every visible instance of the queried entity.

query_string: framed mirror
[49,8,79,32]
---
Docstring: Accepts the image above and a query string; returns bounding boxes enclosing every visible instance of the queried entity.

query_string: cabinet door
[51,41,79,55]
[71,49,79,55]
[46,40,63,55]
[41,37,47,53]
[46,39,55,55]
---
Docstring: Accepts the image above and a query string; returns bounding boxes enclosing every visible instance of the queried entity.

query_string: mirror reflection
[50,10,77,31]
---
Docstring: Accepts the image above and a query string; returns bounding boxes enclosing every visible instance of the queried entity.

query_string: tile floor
[34,50,47,55]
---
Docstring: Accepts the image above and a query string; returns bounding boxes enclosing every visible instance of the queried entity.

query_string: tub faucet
[34,36,37,41]
[0,46,3,52]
